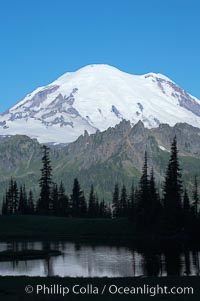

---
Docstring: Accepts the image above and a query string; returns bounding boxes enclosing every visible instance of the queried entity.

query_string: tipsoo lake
[0,241,199,277]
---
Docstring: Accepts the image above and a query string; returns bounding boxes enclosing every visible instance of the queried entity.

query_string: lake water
[0,241,199,277]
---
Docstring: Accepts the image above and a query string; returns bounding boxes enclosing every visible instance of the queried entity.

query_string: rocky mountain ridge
[0,120,199,204]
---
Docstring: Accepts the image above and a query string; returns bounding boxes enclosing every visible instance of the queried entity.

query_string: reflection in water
[0,241,199,277]
[184,249,191,276]
[142,252,161,277]
[165,247,181,276]
[192,250,200,276]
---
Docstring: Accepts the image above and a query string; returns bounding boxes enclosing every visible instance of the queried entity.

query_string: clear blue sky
[0,0,199,112]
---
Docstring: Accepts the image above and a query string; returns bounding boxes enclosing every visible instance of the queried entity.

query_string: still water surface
[0,241,199,277]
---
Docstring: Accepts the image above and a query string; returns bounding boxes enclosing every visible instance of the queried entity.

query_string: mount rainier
[0,64,200,143]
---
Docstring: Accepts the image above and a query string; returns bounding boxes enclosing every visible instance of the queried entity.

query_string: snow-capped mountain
[0,64,200,143]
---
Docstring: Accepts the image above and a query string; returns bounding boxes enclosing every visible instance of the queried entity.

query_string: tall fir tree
[88,184,96,218]
[5,178,19,214]
[128,183,136,221]
[58,181,70,217]
[148,168,161,227]
[79,193,87,218]
[163,136,183,231]
[22,185,28,212]
[17,184,28,214]
[51,183,59,215]
[13,180,19,214]
[139,152,149,204]
[6,178,14,214]
[192,175,199,218]
[136,152,150,229]
[27,190,35,214]
[183,188,190,229]
[71,178,84,217]
[37,145,52,215]
[129,182,135,220]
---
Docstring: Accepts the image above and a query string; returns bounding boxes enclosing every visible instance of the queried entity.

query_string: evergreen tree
[112,183,120,218]
[183,188,190,229]
[163,136,183,231]
[128,182,135,220]
[5,178,18,214]
[22,185,28,213]
[136,152,150,229]
[71,178,84,217]
[99,199,106,217]
[6,179,14,214]
[5,190,11,214]
[88,184,96,218]
[18,185,27,214]
[51,183,59,215]
[13,180,19,214]
[58,181,70,217]
[149,168,161,226]
[18,186,25,214]
[183,188,190,213]
[95,193,100,217]
[192,175,199,218]
[27,190,35,214]
[138,152,149,205]
[79,193,87,218]
[120,184,128,217]
[37,145,52,215]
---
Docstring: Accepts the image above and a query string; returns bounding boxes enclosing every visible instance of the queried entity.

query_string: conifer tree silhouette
[37,145,52,215]
[163,136,183,232]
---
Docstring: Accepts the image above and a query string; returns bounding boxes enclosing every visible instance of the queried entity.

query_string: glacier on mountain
[0,64,200,143]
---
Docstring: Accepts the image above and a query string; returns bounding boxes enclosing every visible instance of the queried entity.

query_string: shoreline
[0,215,199,246]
